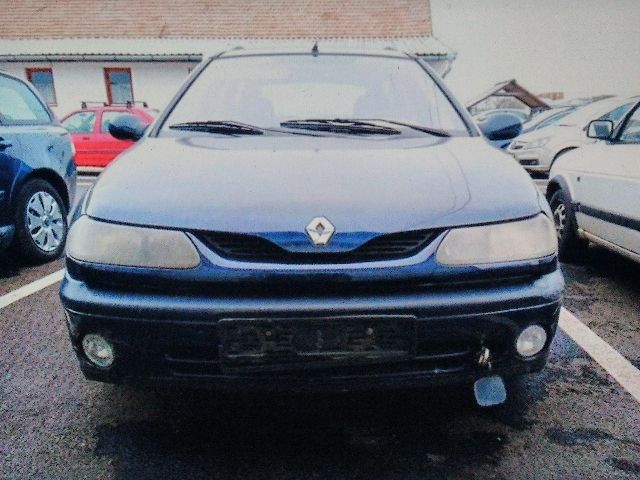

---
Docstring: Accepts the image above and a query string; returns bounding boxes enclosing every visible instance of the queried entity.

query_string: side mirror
[108,114,147,142]
[587,120,613,140]
[478,113,523,141]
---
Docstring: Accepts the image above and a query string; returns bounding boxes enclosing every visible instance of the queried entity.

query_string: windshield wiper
[168,121,264,135]
[279,118,401,136]
[359,119,452,137]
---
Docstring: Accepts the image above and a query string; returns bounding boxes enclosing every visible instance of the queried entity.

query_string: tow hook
[477,346,492,369]
[473,346,507,407]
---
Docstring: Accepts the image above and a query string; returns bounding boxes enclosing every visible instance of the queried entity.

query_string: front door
[576,106,640,255]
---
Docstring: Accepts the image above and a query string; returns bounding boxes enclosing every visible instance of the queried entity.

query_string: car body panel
[549,101,640,260]
[575,143,640,254]
[552,142,640,256]
[61,268,562,391]
[87,136,539,234]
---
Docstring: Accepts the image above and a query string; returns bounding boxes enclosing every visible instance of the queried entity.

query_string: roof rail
[125,100,149,108]
[81,100,150,109]
[81,101,108,109]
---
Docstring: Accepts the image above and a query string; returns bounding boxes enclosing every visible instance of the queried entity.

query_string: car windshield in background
[522,108,573,130]
[160,54,470,137]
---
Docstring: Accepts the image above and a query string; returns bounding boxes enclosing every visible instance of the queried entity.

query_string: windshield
[160,54,470,136]
[520,108,573,130]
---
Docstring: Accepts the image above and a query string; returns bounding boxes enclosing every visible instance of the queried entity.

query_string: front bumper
[508,146,553,172]
[60,268,563,392]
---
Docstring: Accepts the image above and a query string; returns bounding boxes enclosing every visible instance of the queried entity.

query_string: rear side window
[0,74,52,124]
[62,111,96,133]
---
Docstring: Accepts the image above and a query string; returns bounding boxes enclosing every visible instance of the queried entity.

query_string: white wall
[0,61,197,117]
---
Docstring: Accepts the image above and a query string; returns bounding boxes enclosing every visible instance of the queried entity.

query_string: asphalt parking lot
[1,176,639,480]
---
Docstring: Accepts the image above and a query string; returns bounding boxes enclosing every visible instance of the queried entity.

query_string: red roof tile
[0,0,432,39]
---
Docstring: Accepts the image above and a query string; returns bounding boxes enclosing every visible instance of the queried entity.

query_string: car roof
[556,95,640,126]
[206,46,413,61]
[0,69,29,84]
[61,105,153,120]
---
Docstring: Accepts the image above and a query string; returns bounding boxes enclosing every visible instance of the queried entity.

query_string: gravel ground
[562,246,640,369]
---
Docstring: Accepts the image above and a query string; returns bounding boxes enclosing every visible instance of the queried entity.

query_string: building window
[25,68,57,105]
[104,68,133,104]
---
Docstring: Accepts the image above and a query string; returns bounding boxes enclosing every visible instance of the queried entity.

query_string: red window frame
[104,67,134,105]
[25,67,57,105]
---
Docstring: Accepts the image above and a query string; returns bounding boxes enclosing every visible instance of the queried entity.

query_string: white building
[0,0,455,117]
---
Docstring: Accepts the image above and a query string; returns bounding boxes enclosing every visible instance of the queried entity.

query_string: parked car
[519,107,576,134]
[60,48,562,406]
[0,71,75,262]
[61,102,156,170]
[547,100,640,262]
[508,95,639,173]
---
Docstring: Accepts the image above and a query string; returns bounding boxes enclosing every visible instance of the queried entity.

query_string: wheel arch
[546,174,575,204]
[15,169,70,213]
[551,146,579,168]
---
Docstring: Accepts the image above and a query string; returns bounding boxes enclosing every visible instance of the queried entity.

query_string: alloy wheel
[26,191,65,252]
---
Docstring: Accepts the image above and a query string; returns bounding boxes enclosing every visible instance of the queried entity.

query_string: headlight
[522,137,550,149]
[67,216,201,269]
[436,214,556,265]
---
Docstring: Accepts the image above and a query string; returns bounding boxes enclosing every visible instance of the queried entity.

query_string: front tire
[11,179,68,264]
[549,189,588,261]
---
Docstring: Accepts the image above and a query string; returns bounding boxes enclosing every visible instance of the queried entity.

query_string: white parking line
[560,308,640,404]
[0,271,639,405]
[0,269,64,310]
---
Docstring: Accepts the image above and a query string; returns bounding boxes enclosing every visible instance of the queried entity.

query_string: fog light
[82,334,115,368]
[516,325,547,357]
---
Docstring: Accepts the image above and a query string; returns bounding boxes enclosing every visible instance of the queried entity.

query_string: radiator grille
[198,230,438,263]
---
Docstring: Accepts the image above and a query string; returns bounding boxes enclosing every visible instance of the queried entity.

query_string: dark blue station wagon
[60,48,563,405]
[0,71,76,263]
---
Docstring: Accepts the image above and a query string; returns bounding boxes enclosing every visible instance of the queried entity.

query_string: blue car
[0,71,76,263]
[60,49,563,405]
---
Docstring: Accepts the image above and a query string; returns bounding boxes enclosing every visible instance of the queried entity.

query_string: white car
[547,100,640,262]
[508,95,639,173]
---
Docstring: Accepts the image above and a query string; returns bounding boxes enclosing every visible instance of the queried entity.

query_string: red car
[61,102,157,169]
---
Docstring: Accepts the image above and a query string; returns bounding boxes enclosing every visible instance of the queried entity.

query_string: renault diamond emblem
[306,216,335,246]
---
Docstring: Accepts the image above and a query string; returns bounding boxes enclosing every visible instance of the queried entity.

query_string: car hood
[515,125,575,142]
[86,135,540,237]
